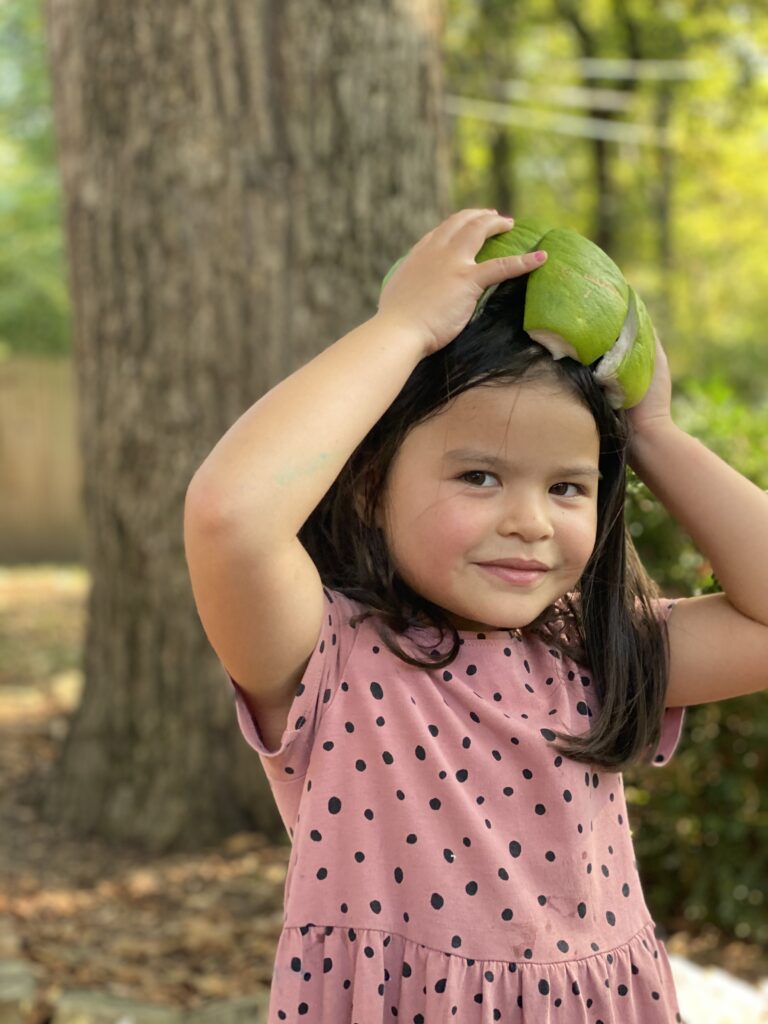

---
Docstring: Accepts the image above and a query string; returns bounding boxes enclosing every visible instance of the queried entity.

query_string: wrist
[627,417,681,469]
[370,311,434,361]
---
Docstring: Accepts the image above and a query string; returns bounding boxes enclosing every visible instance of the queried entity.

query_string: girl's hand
[627,331,674,446]
[376,208,548,358]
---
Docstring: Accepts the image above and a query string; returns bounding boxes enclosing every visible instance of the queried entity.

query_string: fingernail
[533,250,547,262]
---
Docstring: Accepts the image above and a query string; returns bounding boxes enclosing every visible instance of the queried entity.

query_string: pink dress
[227,587,687,1023]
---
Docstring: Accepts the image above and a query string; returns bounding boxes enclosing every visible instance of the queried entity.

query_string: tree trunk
[651,81,675,336]
[43,0,449,852]
[553,3,617,252]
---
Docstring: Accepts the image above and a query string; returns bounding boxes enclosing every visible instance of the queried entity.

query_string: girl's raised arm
[627,335,768,708]
[183,210,547,720]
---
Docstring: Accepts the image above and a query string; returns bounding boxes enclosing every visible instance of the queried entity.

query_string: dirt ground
[0,566,766,1018]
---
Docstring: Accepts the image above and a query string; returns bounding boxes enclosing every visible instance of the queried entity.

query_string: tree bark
[43,0,449,852]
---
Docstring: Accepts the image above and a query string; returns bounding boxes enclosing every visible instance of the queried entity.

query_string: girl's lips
[476,564,548,586]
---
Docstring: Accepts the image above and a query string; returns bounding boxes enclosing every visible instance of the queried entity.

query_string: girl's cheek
[573,513,599,560]
[432,503,483,550]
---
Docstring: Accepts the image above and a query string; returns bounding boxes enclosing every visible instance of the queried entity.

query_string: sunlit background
[0,0,766,1020]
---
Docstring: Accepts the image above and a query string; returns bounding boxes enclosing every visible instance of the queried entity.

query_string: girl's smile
[375,375,602,633]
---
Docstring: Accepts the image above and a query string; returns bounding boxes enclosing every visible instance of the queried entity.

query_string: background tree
[42,0,449,851]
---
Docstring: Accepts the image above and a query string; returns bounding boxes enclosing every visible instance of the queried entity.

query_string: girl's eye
[459,472,586,497]
[550,482,586,497]
[460,471,497,487]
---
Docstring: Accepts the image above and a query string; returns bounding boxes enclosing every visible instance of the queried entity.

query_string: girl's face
[375,376,602,632]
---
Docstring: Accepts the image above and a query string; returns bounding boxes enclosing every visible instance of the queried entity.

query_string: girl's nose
[497,496,555,540]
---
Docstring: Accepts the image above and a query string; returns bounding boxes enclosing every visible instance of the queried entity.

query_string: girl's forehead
[397,380,600,467]
[436,379,595,433]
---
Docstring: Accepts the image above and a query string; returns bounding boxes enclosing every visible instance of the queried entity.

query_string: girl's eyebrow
[444,448,602,480]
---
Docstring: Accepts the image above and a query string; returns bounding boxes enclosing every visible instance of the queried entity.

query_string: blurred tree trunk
[650,83,675,335]
[43,0,449,852]
[552,0,620,253]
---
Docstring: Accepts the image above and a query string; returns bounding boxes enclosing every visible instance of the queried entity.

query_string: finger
[473,249,547,290]
[439,208,512,245]
[448,210,518,256]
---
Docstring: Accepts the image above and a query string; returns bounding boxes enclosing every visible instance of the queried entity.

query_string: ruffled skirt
[266,918,685,1022]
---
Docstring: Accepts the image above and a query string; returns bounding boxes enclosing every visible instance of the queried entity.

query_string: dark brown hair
[298,273,672,771]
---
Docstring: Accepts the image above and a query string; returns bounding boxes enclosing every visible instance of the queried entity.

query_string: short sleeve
[649,598,686,767]
[651,705,686,766]
[224,587,360,782]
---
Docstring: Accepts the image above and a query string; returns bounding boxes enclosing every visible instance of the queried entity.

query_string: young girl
[184,209,768,1023]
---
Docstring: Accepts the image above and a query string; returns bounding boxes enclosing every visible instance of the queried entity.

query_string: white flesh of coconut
[595,294,637,381]
[526,329,579,360]
[593,294,638,408]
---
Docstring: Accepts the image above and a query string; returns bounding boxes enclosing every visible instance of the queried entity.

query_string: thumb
[474,250,548,290]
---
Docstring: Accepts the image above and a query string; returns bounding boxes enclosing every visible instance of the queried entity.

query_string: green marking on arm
[273,452,333,487]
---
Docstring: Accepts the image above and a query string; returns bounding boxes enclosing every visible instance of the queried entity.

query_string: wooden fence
[0,356,84,564]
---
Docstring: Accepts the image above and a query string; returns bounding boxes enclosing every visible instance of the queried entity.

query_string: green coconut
[380,218,656,409]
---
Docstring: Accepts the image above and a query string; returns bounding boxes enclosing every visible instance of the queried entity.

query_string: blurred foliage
[627,695,768,945]
[0,0,70,358]
[2,0,767,948]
